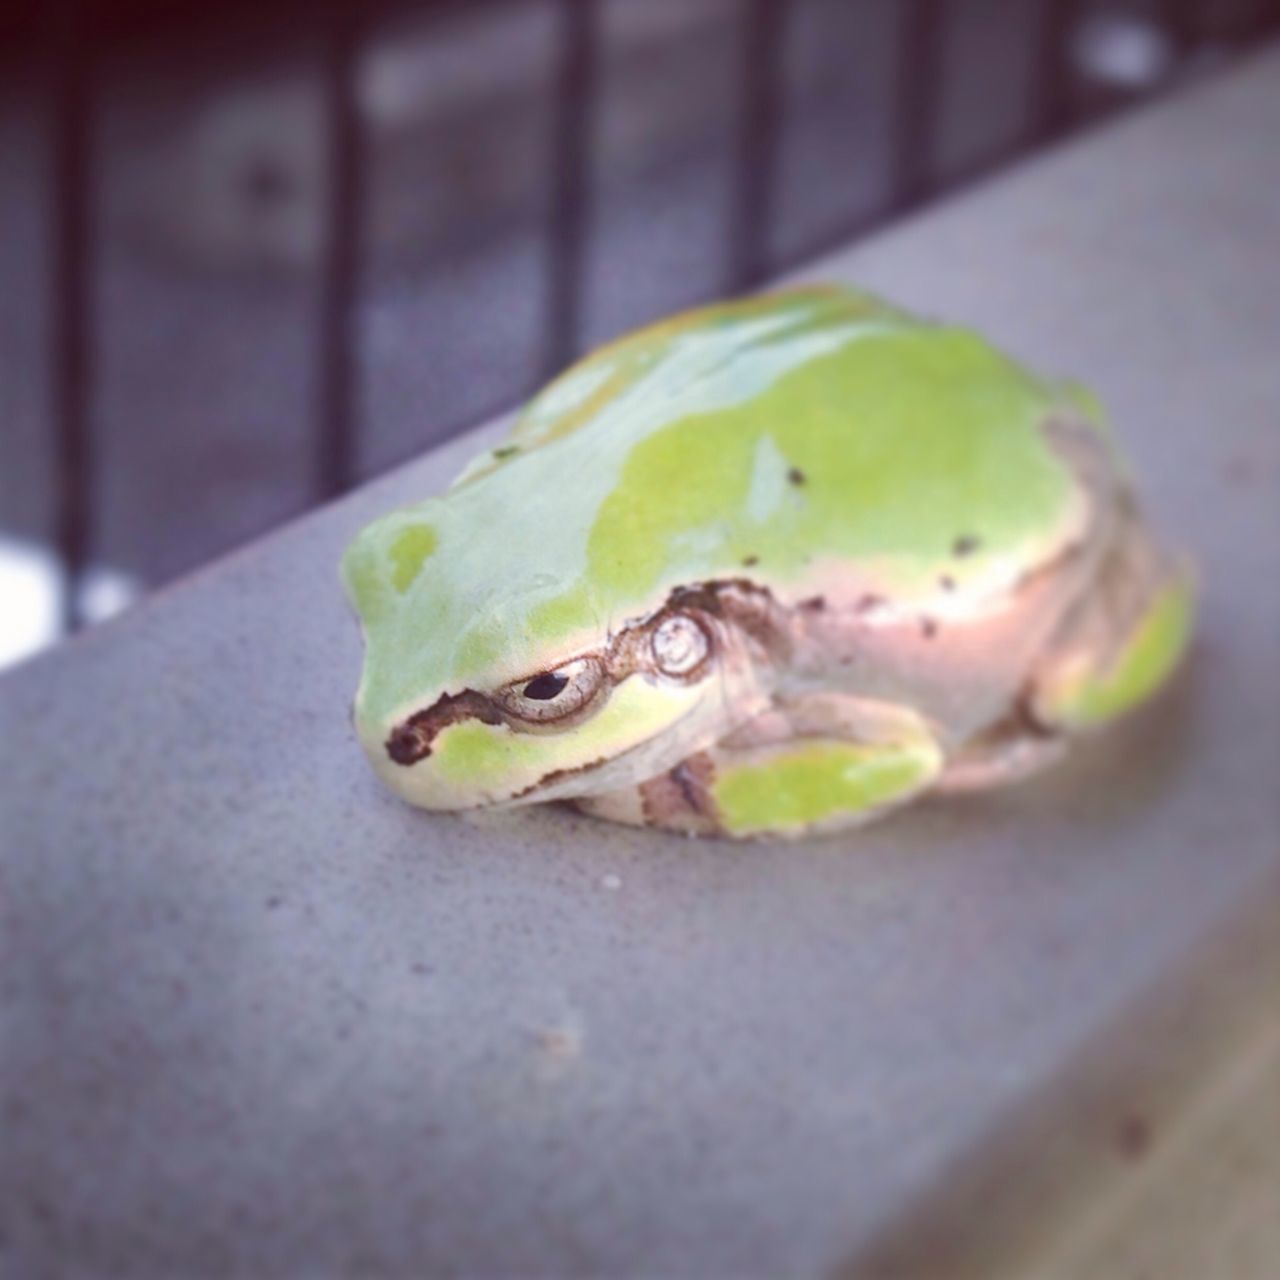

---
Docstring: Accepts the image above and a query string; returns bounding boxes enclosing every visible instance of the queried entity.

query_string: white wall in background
[0,536,139,670]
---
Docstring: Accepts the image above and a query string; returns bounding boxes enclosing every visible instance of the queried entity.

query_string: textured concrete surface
[2,47,1279,1277]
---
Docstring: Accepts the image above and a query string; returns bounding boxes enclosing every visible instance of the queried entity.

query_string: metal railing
[31,0,1280,635]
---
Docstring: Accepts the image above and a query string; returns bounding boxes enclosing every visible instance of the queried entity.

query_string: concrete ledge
[2,47,1279,1277]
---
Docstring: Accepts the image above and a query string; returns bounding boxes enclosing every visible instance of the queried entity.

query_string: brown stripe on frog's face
[384,653,616,768]
[385,689,504,765]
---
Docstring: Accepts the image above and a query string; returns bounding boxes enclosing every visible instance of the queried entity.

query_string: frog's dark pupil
[523,672,569,700]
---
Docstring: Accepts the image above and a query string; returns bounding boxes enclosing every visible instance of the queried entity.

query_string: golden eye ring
[495,656,604,723]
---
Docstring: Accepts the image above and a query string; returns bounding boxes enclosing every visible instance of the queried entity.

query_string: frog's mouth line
[383,577,788,769]
[508,756,610,801]
[506,696,712,804]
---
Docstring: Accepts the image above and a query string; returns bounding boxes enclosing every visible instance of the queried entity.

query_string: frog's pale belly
[780,409,1117,725]
[780,539,1099,749]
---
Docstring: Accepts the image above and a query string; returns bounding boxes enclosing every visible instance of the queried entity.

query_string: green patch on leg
[1044,579,1194,730]
[711,738,941,837]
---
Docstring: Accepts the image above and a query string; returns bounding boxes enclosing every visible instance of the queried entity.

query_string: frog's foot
[573,696,944,839]
[1028,494,1194,734]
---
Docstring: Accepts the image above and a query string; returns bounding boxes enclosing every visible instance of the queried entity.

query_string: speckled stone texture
[3,48,1279,1278]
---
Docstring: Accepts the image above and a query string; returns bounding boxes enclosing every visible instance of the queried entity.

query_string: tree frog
[341,287,1193,839]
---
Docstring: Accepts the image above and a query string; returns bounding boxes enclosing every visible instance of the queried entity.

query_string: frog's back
[346,286,1102,721]
[459,287,1093,605]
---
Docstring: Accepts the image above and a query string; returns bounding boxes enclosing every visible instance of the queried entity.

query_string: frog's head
[340,484,773,812]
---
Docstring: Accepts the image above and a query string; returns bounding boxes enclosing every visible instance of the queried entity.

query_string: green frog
[341,287,1192,838]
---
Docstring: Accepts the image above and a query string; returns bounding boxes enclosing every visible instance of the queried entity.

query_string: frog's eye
[651,613,710,678]
[496,656,604,723]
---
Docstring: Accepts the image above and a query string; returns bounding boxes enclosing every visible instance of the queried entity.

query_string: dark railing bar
[730,0,787,290]
[1159,0,1200,60]
[773,0,1241,286]
[770,141,1030,283]
[317,0,364,498]
[773,86,1159,285]
[890,0,946,212]
[1254,0,1280,39]
[1203,0,1280,41]
[1034,0,1082,142]
[545,0,596,378]
[49,0,94,633]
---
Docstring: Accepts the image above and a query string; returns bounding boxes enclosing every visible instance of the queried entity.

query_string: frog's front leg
[573,696,943,839]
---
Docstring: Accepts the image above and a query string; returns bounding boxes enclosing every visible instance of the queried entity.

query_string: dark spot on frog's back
[920,617,938,639]
[952,534,981,557]
[787,467,807,486]
[801,595,826,612]
[742,555,759,567]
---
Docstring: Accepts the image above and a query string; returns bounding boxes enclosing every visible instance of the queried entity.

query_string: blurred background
[2,0,1277,671]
